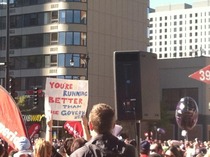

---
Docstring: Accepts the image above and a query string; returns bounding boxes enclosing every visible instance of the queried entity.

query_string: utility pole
[5,0,10,90]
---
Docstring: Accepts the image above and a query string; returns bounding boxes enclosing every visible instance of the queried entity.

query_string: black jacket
[70,133,138,157]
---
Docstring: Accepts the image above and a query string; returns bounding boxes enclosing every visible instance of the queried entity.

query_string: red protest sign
[64,121,83,138]
[0,85,29,149]
[189,65,210,84]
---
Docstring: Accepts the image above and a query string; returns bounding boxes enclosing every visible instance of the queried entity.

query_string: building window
[162,88,198,111]
[45,55,57,67]
[51,33,58,44]
[195,19,198,23]
[59,32,87,46]
[59,10,87,24]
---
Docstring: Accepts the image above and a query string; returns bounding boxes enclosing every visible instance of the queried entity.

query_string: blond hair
[33,138,52,157]
[89,103,115,134]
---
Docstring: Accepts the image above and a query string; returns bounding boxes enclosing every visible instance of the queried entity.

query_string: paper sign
[45,78,88,121]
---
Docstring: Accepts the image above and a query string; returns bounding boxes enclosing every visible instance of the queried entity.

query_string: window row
[150,13,201,22]
[8,0,87,8]
[150,45,201,52]
[0,53,89,70]
[0,10,87,30]
[0,31,87,50]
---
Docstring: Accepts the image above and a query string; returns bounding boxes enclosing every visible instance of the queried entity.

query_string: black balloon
[175,97,198,131]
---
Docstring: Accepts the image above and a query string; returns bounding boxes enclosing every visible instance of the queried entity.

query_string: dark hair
[166,145,182,157]
[71,138,87,153]
[129,139,137,147]
[63,137,74,156]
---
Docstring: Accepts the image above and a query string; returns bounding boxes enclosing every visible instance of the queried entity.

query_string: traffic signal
[33,87,39,105]
[9,77,16,98]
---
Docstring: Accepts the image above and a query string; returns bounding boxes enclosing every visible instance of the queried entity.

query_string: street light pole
[5,0,10,90]
[86,54,90,80]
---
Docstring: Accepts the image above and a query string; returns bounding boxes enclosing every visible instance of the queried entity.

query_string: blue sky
[150,0,195,8]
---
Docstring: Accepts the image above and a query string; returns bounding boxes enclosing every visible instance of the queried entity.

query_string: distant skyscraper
[148,1,210,59]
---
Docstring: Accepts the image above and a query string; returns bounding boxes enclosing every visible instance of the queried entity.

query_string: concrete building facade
[0,0,149,139]
[149,0,210,140]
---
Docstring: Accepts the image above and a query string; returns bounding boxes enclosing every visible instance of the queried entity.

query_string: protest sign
[64,121,83,138]
[0,85,29,149]
[45,78,88,121]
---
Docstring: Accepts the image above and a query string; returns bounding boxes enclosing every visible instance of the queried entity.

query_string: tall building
[0,0,149,138]
[148,0,210,59]
[149,0,210,140]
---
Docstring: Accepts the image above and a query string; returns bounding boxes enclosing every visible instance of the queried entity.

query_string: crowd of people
[1,103,210,157]
[139,138,210,157]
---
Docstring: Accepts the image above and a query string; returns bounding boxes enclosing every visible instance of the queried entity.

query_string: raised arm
[81,116,91,141]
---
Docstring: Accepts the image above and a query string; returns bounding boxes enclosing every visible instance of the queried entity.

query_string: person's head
[164,145,182,157]
[140,140,150,155]
[58,146,66,157]
[70,138,87,153]
[89,103,115,134]
[63,137,74,156]
[14,137,31,151]
[33,138,52,157]
[150,143,163,154]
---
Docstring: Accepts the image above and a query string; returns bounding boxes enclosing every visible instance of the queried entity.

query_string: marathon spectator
[70,103,138,157]
[164,145,182,157]
[140,140,150,157]
[63,138,74,156]
[149,143,163,157]
[57,146,66,157]
[70,138,87,153]
[13,137,33,157]
[33,138,52,157]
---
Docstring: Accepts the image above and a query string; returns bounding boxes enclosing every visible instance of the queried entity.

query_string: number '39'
[199,70,210,81]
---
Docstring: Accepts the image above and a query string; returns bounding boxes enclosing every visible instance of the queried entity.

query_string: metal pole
[136,120,141,155]
[5,0,10,90]
[86,54,89,80]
